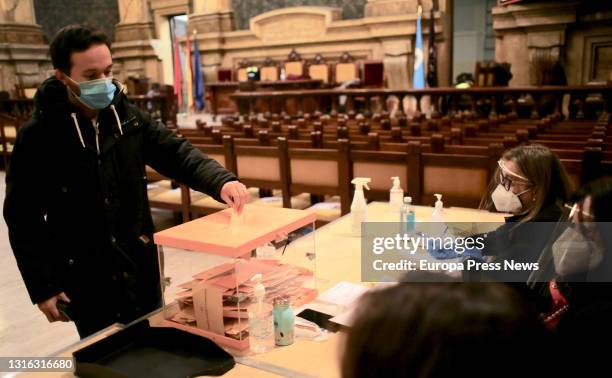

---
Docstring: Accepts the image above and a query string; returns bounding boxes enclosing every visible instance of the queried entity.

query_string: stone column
[113,0,159,83]
[189,0,235,83]
[0,0,50,95]
[492,1,580,86]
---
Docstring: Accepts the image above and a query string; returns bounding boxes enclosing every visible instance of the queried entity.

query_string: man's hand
[220,181,249,214]
[37,292,71,322]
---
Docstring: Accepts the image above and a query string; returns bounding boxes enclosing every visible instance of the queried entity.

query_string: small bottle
[430,193,447,237]
[273,296,294,346]
[400,196,415,234]
[431,193,445,222]
[248,274,274,353]
[389,176,404,212]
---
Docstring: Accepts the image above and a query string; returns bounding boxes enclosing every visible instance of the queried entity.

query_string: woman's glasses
[497,160,530,191]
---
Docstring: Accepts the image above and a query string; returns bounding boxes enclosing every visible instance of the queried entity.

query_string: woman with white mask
[542,178,612,377]
[470,144,573,283]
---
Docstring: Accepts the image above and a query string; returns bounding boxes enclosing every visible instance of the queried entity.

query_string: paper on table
[317,281,368,308]
[329,282,397,328]
[329,307,357,328]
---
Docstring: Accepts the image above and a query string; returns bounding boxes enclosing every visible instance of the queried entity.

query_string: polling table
[14,202,504,378]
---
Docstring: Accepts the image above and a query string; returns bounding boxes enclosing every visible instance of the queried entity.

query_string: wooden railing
[0,94,178,127]
[230,85,612,119]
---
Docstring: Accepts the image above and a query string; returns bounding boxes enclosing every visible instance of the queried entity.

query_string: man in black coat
[4,24,249,338]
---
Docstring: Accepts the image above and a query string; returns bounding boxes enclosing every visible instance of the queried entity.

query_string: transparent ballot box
[153,204,317,351]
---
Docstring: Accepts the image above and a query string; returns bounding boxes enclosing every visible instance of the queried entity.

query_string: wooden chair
[421,147,492,208]
[284,49,305,78]
[475,61,495,87]
[362,60,385,88]
[236,59,252,82]
[260,57,280,82]
[280,138,351,225]
[226,135,311,210]
[146,166,197,223]
[0,113,19,167]
[217,68,233,82]
[14,83,38,100]
[188,138,236,217]
[335,52,359,84]
[308,54,331,85]
[349,142,421,202]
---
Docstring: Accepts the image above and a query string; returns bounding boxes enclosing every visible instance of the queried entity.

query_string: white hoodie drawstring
[70,113,85,148]
[110,104,123,136]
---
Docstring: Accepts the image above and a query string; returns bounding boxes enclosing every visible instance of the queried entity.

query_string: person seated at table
[340,272,559,378]
[429,144,572,282]
[538,178,612,375]
[474,144,572,282]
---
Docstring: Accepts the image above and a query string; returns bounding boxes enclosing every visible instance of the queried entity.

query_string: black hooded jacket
[4,77,237,321]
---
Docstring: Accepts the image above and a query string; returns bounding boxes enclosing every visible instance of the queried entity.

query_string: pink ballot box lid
[153,204,316,257]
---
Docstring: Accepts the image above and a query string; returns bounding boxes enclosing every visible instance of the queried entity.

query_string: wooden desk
[19,202,504,378]
[206,80,323,118]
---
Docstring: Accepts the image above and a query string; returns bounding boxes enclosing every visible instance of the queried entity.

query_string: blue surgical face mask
[67,76,116,110]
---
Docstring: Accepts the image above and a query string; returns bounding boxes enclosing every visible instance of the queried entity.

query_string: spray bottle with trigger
[351,177,371,236]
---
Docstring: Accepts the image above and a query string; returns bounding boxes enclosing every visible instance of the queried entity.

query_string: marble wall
[33,0,119,42]
[231,0,366,30]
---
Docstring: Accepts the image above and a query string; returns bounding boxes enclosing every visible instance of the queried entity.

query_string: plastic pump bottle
[431,194,445,221]
[389,177,404,211]
[248,274,274,353]
[351,177,371,236]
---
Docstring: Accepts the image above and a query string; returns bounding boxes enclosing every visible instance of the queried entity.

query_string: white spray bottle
[351,177,371,236]
[389,176,404,211]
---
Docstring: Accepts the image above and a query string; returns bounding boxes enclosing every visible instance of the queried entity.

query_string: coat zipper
[92,121,100,156]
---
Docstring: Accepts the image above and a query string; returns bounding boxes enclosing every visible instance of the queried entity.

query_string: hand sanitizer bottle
[248,274,274,353]
[431,193,445,222]
[429,193,447,237]
[389,176,404,211]
[351,177,371,236]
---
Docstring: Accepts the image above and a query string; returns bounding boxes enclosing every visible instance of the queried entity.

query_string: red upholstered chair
[217,68,232,82]
[362,60,385,88]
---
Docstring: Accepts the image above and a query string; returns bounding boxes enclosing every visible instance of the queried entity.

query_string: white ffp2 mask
[491,184,529,213]
[552,224,603,277]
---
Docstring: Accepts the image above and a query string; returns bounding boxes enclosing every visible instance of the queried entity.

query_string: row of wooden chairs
[232,50,383,87]
[146,135,612,226]
[175,115,611,161]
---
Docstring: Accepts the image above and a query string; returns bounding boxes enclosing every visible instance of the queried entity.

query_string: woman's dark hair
[49,24,111,74]
[574,178,612,222]
[573,178,612,282]
[341,272,557,378]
